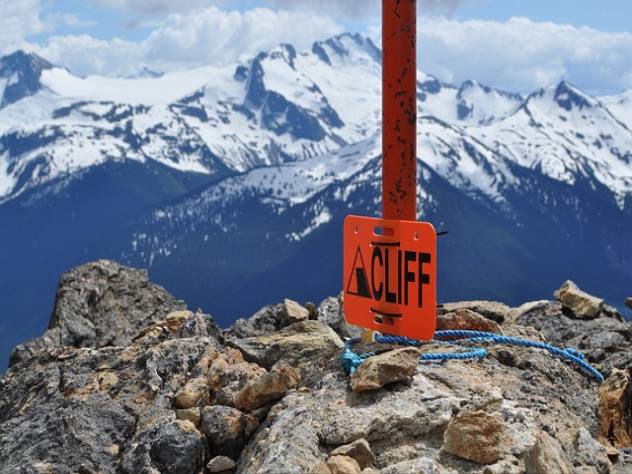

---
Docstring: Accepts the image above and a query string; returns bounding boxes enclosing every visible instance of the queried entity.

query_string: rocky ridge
[1,260,632,473]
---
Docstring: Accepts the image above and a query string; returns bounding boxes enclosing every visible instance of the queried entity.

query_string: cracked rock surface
[1,260,632,474]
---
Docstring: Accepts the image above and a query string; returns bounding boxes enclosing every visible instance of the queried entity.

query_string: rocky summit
[2,261,632,474]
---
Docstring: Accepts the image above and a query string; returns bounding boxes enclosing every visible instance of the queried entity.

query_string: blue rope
[341,339,367,375]
[340,330,604,383]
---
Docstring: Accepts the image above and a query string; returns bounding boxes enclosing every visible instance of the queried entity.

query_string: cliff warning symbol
[343,215,437,340]
[346,247,372,299]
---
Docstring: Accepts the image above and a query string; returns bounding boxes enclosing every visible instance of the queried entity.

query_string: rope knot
[341,339,365,375]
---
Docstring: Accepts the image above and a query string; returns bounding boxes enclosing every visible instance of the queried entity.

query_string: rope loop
[341,330,604,383]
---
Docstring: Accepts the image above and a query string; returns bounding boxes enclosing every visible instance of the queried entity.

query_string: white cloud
[268,0,471,17]
[142,7,342,68]
[25,35,143,76]
[22,6,342,76]
[0,0,47,46]
[91,0,220,15]
[418,16,632,93]
[90,0,470,18]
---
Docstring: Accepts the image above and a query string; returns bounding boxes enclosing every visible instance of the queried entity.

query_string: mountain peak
[0,49,53,107]
[0,50,52,71]
[312,33,381,65]
[269,43,297,69]
[553,80,594,111]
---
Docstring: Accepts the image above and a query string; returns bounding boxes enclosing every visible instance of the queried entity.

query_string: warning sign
[343,215,437,340]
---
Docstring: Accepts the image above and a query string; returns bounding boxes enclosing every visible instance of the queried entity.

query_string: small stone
[554,280,604,319]
[200,406,259,458]
[443,410,503,464]
[327,455,362,474]
[330,438,375,469]
[207,348,267,407]
[525,431,572,474]
[206,455,236,473]
[626,298,632,311]
[176,407,201,427]
[361,469,381,474]
[174,376,208,409]
[282,299,310,324]
[236,364,301,412]
[350,348,421,393]
[598,369,632,448]
[440,301,509,323]
[314,461,333,474]
[437,308,502,333]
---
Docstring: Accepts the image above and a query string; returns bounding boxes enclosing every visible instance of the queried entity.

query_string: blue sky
[2,0,632,94]
[454,0,632,33]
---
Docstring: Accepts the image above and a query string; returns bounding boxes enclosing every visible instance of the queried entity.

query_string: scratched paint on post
[382,0,417,221]
[343,215,437,340]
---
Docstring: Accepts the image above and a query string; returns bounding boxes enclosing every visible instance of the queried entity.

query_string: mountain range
[1,33,632,369]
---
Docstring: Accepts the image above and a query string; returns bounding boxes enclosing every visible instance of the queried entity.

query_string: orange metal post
[382,0,417,221]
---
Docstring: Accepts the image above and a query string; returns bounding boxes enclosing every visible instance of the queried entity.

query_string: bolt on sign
[343,0,438,340]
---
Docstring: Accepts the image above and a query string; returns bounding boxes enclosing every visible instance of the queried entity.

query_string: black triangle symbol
[346,246,372,299]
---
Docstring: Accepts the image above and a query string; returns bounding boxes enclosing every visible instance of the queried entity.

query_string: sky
[1,0,632,95]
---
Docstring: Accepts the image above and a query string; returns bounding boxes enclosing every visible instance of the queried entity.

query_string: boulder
[121,418,206,474]
[442,410,503,464]
[176,407,201,427]
[437,308,502,333]
[439,301,510,323]
[554,280,604,319]
[626,298,632,311]
[174,376,209,409]
[207,455,237,473]
[199,405,259,458]
[236,392,322,474]
[350,347,421,393]
[227,320,344,382]
[236,364,300,412]
[330,438,375,469]
[314,462,333,474]
[281,299,310,324]
[225,299,310,339]
[9,260,192,366]
[327,455,362,474]
[208,348,267,407]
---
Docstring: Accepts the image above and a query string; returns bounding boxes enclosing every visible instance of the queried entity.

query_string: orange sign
[343,215,437,340]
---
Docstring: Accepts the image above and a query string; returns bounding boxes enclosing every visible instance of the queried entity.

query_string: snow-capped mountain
[1,33,632,369]
[0,33,535,204]
[0,51,52,108]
